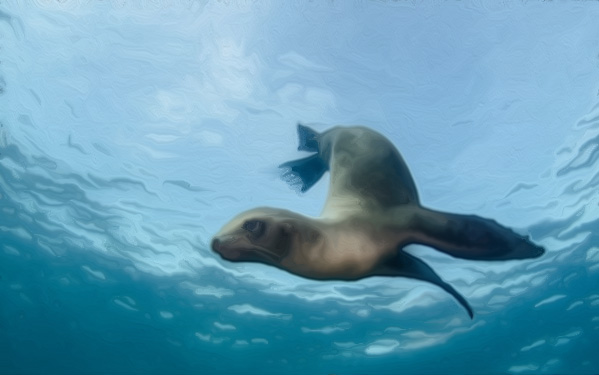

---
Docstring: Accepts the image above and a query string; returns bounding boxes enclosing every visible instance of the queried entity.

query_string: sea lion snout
[211,237,243,260]
[211,238,220,251]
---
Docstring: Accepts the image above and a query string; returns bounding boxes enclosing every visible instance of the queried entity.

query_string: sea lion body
[213,208,393,280]
[211,125,545,318]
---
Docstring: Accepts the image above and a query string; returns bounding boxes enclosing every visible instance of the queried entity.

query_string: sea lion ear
[281,222,294,234]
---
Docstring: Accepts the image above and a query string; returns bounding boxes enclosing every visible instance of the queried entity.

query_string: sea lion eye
[242,220,265,237]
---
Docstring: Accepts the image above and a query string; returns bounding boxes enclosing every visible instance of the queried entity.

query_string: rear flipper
[296,123,320,152]
[377,250,474,319]
[279,124,328,192]
[280,154,328,193]
[408,207,545,261]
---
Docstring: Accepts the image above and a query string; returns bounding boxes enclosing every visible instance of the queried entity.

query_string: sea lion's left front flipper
[376,250,474,319]
[406,207,545,261]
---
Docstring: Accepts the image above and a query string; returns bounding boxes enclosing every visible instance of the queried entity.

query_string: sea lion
[211,124,545,318]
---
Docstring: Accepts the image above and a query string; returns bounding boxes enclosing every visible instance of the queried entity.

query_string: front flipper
[408,207,545,261]
[376,250,474,319]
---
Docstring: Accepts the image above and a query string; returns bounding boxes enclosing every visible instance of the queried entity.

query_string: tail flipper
[280,154,328,193]
[296,123,320,152]
[280,124,327,192]
[408,207,545,261]
[377,250,474,319]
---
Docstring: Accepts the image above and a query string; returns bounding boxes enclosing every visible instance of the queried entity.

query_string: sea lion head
[211,207,299,265]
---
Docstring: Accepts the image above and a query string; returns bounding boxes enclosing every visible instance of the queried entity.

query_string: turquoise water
[1,2,599,374]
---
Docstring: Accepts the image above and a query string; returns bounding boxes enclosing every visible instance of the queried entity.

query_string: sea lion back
[321,126,419,210]
[280,124,419,216]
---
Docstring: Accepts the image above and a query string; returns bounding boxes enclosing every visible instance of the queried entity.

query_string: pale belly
[284,223,400,281]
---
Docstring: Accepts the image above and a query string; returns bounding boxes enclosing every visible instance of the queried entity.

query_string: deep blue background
[1,2,598,374]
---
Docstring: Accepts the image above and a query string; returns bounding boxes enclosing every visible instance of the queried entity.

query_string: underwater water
[1,1,599,374]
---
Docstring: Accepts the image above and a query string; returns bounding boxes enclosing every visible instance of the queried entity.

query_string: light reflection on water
[1,2,599,374]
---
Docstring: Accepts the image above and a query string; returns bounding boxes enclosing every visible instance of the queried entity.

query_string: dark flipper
[407,207,545,261]
[280,124,327,192]
[376,250,474,319]
[296,123,320,152]
[280,154,328,193]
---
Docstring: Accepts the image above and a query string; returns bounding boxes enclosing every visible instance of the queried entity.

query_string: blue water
[1,2,599,374]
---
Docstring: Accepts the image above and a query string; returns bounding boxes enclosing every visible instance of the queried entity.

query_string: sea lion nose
[211,238,220,252]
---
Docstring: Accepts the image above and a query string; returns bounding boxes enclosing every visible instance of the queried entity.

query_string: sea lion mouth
[211,238,241,260]
[214,246,242,261]
[212,239,283,263]
[252,246,285,263]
